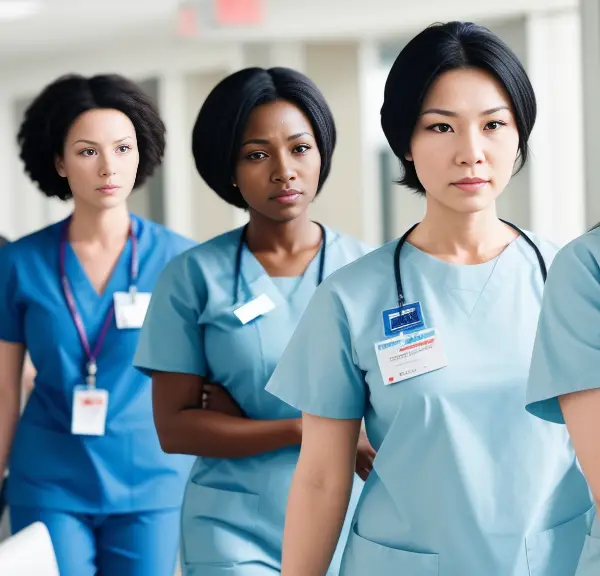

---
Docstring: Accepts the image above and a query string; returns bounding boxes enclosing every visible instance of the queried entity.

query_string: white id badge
[234,293,276,324]
[113,292,151,329]
[72,387,109,436]
[374,327,448,385]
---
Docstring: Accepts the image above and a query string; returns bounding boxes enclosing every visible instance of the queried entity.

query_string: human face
[408,68,520,215]
[56,108,139,210]
[234,100,321,222]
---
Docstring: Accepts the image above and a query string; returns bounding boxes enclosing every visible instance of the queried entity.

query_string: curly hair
[192,67,336,209]
[18,74,165,200]
[381,21,536,194]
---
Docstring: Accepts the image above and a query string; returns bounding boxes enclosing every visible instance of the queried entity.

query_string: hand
[201,383,245,418]
[355,428,376,481]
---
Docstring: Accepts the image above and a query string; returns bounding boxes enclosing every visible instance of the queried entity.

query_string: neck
[409,197,517,263]
[68,202,130,246]
[245,211,319,253]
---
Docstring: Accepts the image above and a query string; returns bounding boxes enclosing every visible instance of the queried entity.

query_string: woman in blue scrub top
[265,22,594,576]
[527,233,600,573]
[134,67,375,575]
[0,74,195,576]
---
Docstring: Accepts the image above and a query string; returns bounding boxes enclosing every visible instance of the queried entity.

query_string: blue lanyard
[233,223,327,302]
[393,219,547,308]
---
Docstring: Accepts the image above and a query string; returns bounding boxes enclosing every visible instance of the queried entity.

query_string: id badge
[113,291,151,329]
[374,327,448,385]
[234,293,276,324]
[382,302,425,338]
[72,386,109,436]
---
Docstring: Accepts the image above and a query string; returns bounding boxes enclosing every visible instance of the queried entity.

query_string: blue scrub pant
[10,506,180,576]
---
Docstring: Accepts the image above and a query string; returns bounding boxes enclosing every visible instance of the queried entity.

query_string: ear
[405,152,413,162]
[55,156,67,178]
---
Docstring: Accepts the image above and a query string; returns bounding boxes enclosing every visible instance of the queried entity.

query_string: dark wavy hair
[192,67,336,209]
[18,74,165,200]
[381,21,537,194]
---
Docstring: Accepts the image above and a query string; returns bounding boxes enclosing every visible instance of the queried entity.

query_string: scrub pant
[10,506,180,576]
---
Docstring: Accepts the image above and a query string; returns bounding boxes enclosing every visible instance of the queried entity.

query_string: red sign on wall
[215,0,263,25]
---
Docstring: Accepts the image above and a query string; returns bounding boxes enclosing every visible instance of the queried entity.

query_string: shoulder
[135,216,197,257]
[0,222,61,262]
[514,230,560,268]
[325,227,375,261]
[545,228,600,284]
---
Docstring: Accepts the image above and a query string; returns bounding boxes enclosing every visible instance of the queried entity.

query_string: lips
[272,189,302,204]
[97,185,120,195]
[452,178,489,192]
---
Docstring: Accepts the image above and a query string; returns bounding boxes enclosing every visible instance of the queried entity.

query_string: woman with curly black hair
[0,74,195,576]
[134,66,376,575]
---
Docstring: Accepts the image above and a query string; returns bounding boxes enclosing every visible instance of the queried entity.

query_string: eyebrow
[241,131,314,147]
[420,106,510,117]
[71,136,133,146]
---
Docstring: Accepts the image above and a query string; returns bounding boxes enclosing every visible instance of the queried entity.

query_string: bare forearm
[158,409,302,458]
[0,389,21,481]
[281,471,353,576]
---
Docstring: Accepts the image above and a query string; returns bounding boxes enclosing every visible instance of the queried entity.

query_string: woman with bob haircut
[0,74,195,576]
[134,66,375,575]
[265,21,594,575]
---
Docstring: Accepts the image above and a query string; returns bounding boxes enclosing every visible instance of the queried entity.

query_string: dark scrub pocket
[341,523,439,575]
[181,483,260,567]
[526,506,594,576]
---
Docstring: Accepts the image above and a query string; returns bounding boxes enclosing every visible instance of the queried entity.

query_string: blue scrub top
[134,226,372,573]
[0,214,195,513]
[527,228,600,574]
[266,234,594,576]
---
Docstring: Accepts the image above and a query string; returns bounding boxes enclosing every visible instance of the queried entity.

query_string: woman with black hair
[134,66,375,575]
[0,74,195,576]
[266,22,594,575]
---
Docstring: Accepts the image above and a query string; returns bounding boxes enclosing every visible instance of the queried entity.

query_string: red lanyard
[60,219,138,387]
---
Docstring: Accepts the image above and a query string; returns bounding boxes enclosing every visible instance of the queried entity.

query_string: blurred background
[0,0,597,247]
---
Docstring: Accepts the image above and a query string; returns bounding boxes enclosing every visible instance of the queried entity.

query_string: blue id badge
[382,302,425,338]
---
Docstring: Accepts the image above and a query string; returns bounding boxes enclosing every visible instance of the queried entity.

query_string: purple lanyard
[60,219,138,388]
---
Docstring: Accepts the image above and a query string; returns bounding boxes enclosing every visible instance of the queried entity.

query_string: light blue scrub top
[527,228,600,574]
[133,226,372,574]
[266,234,594,576]
[0,215,195,513]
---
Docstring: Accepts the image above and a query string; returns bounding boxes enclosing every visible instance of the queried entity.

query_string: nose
[271,152,297,184]
[455,128,486,166]
[99,155,116,177]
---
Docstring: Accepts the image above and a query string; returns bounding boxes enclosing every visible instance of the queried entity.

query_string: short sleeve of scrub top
[265,277,366,419]
[526,230,600,424]
[0,243,25,343]
[135,252,207,376]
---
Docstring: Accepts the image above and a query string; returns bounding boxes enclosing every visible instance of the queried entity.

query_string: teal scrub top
[266,234,594,576]
[527,228,600,574]
[0,215,195,513]
[134,226,372,574]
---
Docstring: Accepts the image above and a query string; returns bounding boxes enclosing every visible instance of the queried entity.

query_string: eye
[485,120,507,131]
[117,145,131,153]
[79,148,97,157]
[427,123,454,133]
[293,144,311,154]
[246,151,267,161]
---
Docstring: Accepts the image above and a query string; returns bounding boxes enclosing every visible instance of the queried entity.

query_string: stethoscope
[232,222,327,302]
[393,219,547,308]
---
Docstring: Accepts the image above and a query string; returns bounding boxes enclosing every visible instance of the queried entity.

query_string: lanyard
[393,219,547,308]
[233,222,327,302]
[60,219,138,387]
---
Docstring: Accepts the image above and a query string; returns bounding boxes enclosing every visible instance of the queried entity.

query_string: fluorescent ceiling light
[0,1,41,22]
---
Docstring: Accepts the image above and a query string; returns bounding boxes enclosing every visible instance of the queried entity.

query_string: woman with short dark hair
[265,22,593,575]
[134,66,375,575]
[0,73,195,576]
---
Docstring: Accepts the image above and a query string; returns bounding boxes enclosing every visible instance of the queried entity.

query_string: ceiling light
[0,1,41,22]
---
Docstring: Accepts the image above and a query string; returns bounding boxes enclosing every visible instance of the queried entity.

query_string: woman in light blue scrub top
[133,67,375,576]
[265,22,594,576]
[527,227,600,573]
[0,74,194,576]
